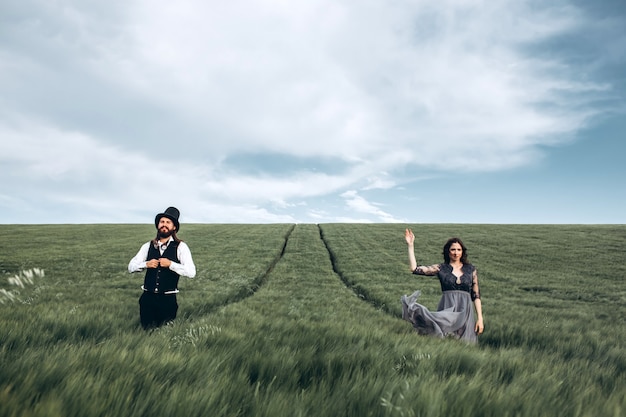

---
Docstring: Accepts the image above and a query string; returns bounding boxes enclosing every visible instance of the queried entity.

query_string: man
[128,207,196,329]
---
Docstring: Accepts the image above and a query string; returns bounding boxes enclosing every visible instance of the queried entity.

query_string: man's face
[157,217,176,238]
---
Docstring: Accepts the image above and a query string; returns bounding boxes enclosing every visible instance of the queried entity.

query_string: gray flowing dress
[401,263,480,343]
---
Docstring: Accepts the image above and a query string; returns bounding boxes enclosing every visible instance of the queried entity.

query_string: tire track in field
[252,224,296,290]
[318,225,394,315]
[198,224,295,315]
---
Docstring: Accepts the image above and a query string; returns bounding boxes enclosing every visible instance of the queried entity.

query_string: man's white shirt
[128,237,196,278]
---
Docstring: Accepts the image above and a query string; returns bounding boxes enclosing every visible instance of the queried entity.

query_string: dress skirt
[401,290,477,343]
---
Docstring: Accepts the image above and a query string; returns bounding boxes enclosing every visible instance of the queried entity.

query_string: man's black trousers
[139,292,178,329]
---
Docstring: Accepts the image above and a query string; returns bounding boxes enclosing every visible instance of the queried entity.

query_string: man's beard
[158,228,173,239]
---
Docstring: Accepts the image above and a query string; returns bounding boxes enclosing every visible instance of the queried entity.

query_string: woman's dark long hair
[442,237,468,264]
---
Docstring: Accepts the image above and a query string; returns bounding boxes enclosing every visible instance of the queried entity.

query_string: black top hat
[155,207,181,231]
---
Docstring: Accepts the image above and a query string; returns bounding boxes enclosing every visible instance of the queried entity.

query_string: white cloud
[340,190,404,223]
[0,0,620,223]
[84,0,606,163]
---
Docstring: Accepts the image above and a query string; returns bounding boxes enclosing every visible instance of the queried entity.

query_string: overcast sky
[1,0,625,225]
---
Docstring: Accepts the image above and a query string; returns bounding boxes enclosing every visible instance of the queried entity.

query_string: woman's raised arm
[405,228,417,272]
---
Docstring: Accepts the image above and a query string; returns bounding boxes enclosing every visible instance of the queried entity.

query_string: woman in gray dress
[401,229,484,343]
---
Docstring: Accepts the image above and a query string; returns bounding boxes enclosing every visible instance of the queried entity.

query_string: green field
[0,223,624,417]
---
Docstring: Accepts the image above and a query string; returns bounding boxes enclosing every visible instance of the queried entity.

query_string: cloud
[340,190,404,223]
[0,0,620,223]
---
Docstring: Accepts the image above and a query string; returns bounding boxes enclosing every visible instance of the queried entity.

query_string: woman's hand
[405,228,418,271]
[475,317,484,335]
[405,228,415,246]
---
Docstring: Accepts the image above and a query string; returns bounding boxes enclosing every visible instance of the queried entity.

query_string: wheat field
[0,223,624,417]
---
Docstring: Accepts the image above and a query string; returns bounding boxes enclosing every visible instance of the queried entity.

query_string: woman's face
[449,242,463,262]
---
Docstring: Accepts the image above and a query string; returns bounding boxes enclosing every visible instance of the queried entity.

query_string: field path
[212,223,406,329]
[181,224,296,318]
[317,223,411,318]
[318,224,392,313]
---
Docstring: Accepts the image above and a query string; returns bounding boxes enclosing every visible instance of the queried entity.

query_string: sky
[1,0,625,225]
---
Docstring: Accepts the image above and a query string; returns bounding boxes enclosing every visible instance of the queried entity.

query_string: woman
[401,228,484,343]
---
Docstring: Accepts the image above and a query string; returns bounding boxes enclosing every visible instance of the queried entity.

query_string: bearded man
[128,207,196,329]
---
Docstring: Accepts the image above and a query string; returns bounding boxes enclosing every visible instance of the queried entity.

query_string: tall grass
[0,223,624,417]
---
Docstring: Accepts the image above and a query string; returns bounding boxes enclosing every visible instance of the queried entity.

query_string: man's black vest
[143,240,180,293]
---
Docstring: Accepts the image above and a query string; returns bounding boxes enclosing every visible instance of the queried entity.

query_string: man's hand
[158,258,172,268]
[146,259,159,269]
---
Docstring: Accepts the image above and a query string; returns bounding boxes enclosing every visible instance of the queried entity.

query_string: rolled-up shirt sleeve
[128,242,150,273]
[170,242,196,278]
